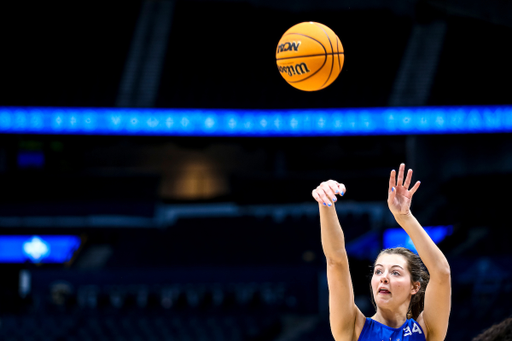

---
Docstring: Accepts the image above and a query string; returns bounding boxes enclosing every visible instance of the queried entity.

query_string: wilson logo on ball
[276,41,301,54]
[278,63,310,77]
[275,22,344,91]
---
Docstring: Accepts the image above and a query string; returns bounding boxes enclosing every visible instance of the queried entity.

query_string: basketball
[276,22,344,91]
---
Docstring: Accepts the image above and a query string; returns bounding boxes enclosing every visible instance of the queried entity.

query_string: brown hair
[369,247,430,320]
[472,317,512,341]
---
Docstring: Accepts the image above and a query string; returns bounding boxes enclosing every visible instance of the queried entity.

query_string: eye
[392,271,401,276]
[374,269,382,275]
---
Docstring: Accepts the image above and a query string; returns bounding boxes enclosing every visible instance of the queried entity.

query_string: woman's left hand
[388,163,421,216]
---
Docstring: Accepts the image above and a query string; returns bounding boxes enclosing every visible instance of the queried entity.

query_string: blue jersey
[358,318,425,341]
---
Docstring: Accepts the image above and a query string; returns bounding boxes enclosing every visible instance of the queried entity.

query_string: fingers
[338,183,346,196]
[312,180,345,207]
[409,180,421,195]
[393,163,421,194]
[312,189,324,205]
[389,169,396,192]
[397,163,405,187]
[403,169,413,189]
[313,186,333,206]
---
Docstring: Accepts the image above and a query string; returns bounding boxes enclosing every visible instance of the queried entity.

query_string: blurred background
[1,0,512,340]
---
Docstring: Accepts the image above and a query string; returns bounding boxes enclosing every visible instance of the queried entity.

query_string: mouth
[378,288,391,295]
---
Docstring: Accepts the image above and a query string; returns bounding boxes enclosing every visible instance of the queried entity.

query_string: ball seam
[312,22,335,89]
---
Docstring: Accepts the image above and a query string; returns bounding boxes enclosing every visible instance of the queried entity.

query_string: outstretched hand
[388,163,421,216]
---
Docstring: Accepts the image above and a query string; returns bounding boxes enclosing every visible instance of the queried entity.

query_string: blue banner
[0,106,511,136]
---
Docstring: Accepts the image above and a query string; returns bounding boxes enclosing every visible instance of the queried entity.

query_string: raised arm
[312,180,365,341]
[388,164,451,341]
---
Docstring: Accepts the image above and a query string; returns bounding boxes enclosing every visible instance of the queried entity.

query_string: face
[371,253,419,311]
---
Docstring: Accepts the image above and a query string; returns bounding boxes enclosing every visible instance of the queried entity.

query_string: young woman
[312,164,451,341]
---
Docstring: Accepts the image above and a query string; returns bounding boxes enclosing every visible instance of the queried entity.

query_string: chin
[375,296,394,308]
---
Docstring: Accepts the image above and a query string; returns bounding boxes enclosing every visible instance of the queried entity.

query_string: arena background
[1,0,512,340]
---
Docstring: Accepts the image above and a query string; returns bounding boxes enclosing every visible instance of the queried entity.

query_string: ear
[411,282,420,295]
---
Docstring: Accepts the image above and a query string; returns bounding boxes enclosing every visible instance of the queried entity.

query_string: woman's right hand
[312,180,346,207]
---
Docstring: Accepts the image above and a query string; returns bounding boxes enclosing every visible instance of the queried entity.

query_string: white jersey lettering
[412,323,422,334]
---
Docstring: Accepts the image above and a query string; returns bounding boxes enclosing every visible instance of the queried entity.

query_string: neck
[371,306,409,328]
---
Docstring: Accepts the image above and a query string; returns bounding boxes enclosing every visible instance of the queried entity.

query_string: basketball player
[312,164,451,341]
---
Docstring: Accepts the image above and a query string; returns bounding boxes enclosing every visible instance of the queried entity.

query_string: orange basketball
[276,22,344,91]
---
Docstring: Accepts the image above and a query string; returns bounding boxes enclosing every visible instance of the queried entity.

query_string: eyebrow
[374,264,404,270]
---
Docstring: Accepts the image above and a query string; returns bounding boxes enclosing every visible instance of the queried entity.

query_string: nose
[380,274,389,283]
